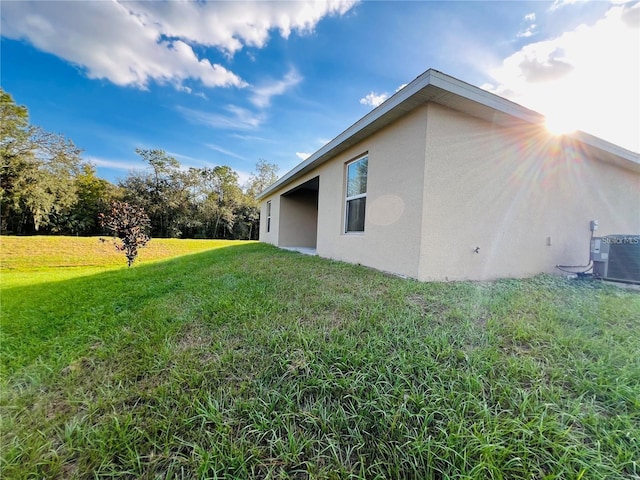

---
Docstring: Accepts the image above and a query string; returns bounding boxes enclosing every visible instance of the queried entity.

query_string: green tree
[29,132,83,232]
[0,89,30,165]
[135,148,180,188]
[1,89,31,233]
[200,166,243,238]
[66,164,119,235]
[245,159,279,199]
[174,167,206,237]
[1,89,85,234]
[116,152,279,240]
[242,159,279,239]
[128,149,187,238]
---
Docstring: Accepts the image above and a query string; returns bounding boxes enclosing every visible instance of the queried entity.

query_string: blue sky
[2,1,638,185]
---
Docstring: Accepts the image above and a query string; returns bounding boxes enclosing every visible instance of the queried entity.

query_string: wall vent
[590,235,640,284]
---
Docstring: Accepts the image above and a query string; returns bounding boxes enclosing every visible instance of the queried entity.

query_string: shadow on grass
[3,242,637,382]
[0,242,289,377]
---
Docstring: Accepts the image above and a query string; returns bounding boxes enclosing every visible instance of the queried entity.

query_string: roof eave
[569,131,640,172]
[257,69,639,199]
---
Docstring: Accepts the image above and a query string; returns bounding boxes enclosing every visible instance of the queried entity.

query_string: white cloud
[485,3,640,152]
[162,151,241,173]
[549,0,586,11]
[0,0,356,90]
[518,12,538,38]
[1,1,244,90]
[206,143,247,161]
[250,69,303,108]
[131,0,357,55]
[231,134,274,143]
[176,68,301,133]
[360,92,389,108]
[517,24,537,38]
[177,105,265,130]
[236,169,252,187]
[360,83,409,108]
[296,152,312,160]
[86,156,145,171]
[166,151,205,164]
[90,150,216,173]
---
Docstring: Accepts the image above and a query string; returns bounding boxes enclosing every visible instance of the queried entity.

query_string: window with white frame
[345,155,368,233]
[266,201,272,232]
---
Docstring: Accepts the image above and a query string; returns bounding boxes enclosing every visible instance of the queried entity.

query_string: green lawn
[0,235,247,287]
[1,237,639,479]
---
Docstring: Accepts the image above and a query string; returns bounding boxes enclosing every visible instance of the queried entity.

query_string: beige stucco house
[257,69,640,282]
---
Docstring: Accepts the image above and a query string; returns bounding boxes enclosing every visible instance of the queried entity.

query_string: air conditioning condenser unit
[590,235,640,284]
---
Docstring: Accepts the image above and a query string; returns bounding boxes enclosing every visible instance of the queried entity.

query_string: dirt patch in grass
[406,294,449,316]
[175,322,212,352]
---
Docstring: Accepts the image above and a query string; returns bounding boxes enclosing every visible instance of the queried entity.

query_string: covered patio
[278,176,319,250]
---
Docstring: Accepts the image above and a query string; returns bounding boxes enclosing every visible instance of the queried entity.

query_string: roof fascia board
[427,70,545,125]
[570,131,640,171]
[257,69,639,199]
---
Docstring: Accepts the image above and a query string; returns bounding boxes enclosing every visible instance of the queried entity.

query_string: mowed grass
[1,237,639,479]
[1,235,247,287]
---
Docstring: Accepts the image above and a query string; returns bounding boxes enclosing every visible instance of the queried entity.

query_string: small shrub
[99,201,151,267]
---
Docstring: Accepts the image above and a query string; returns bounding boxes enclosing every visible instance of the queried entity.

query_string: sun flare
[544,113,578,137]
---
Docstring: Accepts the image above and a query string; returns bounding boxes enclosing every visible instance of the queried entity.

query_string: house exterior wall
[259,196,280,246]
[261,101,639,282]
[260,106,430,279]
[418,103,640,281]
[315,106,429,278]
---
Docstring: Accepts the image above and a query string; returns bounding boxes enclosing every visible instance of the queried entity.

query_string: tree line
[1,89,278,239]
